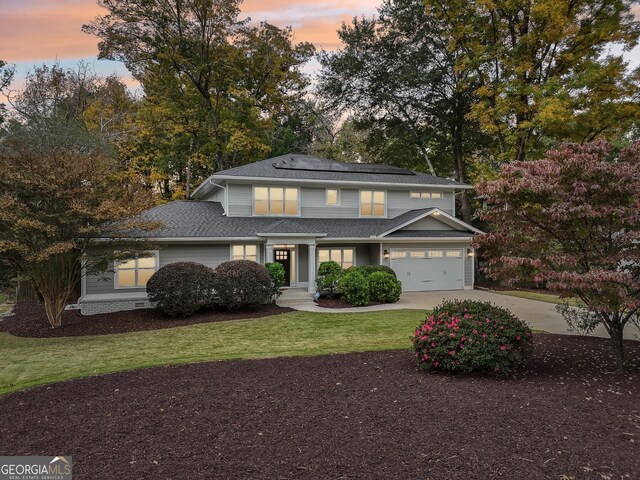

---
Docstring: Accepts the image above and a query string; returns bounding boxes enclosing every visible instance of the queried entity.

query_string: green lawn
[0,309,425,396]
[489,289,583,307]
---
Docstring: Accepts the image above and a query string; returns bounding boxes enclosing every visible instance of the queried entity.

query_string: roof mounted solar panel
[273,156,415,175]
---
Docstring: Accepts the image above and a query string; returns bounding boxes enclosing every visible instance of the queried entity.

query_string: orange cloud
[0,0,365,63]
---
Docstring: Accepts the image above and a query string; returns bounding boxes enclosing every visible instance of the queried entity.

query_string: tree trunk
[607,321,626,373]
[42,295,67,328]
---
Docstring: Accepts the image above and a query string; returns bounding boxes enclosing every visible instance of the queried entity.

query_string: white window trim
[358,190,387,218]
[114,251,159,290]
[325,188,340,206]
[410,191,443,200]
[231,244,259,262]
[252,185,300,217]
[317,247,356,269]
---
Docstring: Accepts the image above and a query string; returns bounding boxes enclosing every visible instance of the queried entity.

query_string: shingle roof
[129,201,473,239]
[384,230,473,238]
[208,154,469,187]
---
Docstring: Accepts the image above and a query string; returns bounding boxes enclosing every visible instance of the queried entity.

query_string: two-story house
[79,154,482,315]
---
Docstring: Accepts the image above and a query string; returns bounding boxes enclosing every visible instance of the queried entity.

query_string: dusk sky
[1,0,640,91]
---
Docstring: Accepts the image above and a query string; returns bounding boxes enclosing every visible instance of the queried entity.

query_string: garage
[390,249,464,292]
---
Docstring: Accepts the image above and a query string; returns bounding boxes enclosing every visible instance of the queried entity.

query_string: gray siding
[225,182,455,218]
[84,244,230,296]
[387,190,454,217]
[399,216,458,231]
[203,186,226,206]
[227,183,253,216]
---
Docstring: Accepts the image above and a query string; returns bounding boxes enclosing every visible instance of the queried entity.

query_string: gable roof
[192,154,470,198]
[126,201,479,240]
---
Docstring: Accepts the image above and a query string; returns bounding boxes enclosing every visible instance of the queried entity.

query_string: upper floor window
[254,186,299,216]
[360,190,385,217]
[232,244,258,261]
[410,191,442,199]
[326,188,340,206]
[115,252,158,289]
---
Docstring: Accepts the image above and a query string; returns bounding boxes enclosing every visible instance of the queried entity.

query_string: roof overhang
[200,174,472,190]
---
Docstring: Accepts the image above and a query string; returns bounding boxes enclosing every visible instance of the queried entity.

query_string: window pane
[285,188,297,201]
[270,200,284,214]
[330,249,342,263]
[255,187,268,201]
[284,199,297,215]
[246,255,257,262]
[446,250,461,258]
[118,259,136,270]
[410,192,420,199]
[137,268,155,286]
[373,204,385,217]
[255,200,268,215]
[342,249,353,263]
[373,191,385,204]
[428,251,443,258]
[421,192,430,198]
[343,261,353,269]
[326,189,338,205]
[137,256,156,269]
[318,250,330,263]
[431,192,442,199]
[233,245,244,256]
[117,269,136,288]
[360,203,372,216]
[410,250,425,258]
[360,190,372,203]
[245,245,257,256]
[390,251,406,260]
[270,188,283,214]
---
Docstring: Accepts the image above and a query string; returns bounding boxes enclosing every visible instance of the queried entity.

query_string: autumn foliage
[476,141,640,370]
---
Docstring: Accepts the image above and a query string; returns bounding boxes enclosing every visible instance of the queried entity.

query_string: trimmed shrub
[412,300,533,374]
[349,264,397,278]
[316,261,344,297]
[367,271,402,303]
[265,262,285,303]
[338,270,370,306]
[146,262,216,317]
[212,260,271,309]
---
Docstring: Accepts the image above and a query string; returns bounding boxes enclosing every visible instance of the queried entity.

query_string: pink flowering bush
[412,300,533,374]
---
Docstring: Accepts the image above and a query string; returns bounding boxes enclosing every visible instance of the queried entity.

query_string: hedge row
[147,260,281,317]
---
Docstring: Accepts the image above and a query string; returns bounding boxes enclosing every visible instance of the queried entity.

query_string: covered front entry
[390,248,464,292]
[274,248,292,286]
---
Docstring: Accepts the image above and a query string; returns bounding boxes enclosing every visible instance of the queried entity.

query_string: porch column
[308,244,316,293]
[265,244,274,263]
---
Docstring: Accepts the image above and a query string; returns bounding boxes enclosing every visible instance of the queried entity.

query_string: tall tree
[318,0,488,222]
[430,0,640,161]
[476,141,640,371]
[84,0,315,182]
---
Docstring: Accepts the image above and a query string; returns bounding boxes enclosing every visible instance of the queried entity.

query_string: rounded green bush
[265,262,285,303]
[349,265,397,278]
[146,262,216,317]
[367,271,402,303]
[412,299,533,374]
[338,270,370,306]
[212,260,271,309]
[316,261,344,297]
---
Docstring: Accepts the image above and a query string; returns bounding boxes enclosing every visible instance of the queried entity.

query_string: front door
[274,249,291,286]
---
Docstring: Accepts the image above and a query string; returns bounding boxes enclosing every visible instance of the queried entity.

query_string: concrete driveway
[289,289,638,339]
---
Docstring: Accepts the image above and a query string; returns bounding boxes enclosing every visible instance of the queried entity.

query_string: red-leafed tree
[475,141,640,371]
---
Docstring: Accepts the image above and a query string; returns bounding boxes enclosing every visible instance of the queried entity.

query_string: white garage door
[390,249,464,292]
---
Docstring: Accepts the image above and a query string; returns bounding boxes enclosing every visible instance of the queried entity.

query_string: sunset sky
[1,0,640,91]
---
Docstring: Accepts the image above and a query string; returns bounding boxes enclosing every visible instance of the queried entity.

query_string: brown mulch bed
[0,302,294,338]
[1,335,639,479]
[315,296,383,308]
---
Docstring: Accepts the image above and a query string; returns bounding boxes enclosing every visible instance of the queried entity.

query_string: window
[115,253,157,288]
[254,186,298,216]
[318,248,355,269]
[410,191,443,199]
[427,250,443,258]
[409,250,426,258]
[360,190,385,217]
[446,250,462,258]
[389,250,406,260]
[232,244,258,261]
[326,188,340,206]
